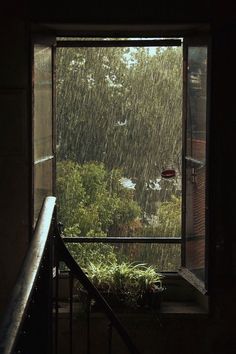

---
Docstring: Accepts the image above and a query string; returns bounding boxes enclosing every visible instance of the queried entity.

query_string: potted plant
[84,261,165,310]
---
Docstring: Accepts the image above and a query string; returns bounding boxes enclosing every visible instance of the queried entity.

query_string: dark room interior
[0,1,235,353]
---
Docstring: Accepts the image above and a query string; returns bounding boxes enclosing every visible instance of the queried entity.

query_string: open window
[55,37,183,275]
[32,32,210,310]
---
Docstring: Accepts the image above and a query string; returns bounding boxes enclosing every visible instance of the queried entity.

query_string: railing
[54,233,181,354]
[54,228,141,354]
[0,196,56,354]
[0,197,141,354]
[56,233,181,354]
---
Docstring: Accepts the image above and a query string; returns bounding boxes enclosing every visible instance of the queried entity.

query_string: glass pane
[185,46,207,282]
[34,45,52,161]
[185,160,206,281]
[186,46,207,161]
[56,45,182,241]
[34,159,53,224]
[67,242,181,272]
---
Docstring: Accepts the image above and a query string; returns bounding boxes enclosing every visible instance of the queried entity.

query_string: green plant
[85,261,164,308]
[57,161,141,237]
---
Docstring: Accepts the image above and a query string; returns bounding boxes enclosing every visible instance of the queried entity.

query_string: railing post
[108,322,113,354]
[69,272,74,354]
[86,295,91,354]
[55,234,141,354]
[54,256,59,354]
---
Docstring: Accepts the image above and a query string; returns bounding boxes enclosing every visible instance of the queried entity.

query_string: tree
[56,45,182,216]
[57,161,141,236]
[57,160,142,270]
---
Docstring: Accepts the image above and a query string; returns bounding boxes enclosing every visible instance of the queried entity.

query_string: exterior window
[32,35,209,296]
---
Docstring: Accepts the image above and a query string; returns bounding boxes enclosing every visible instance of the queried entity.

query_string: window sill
[56,272,209,318]
[56,300,208,319]
[99,301,208,318]
[159,301,208,317]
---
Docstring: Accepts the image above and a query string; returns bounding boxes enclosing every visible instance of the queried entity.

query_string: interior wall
[28,0,211,23]
[0,15,30,314]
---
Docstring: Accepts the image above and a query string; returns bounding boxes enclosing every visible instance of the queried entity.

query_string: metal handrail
[0,196,140,354]
[55,229,141,354]
[0,196,56,354]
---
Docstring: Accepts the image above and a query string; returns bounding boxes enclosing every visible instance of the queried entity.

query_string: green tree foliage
[57,160,142,271]
[155,195,181,236]
[141,195,181,237]
[57,160,181,272]
[57,160,141,236]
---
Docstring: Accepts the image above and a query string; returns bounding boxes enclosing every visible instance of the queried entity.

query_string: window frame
[55,36,211,284]
[31,29,211,310]
[56,37,183,274]
[180,36,211,295]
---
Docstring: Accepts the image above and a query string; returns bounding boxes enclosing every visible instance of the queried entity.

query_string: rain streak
[56,41,183,272]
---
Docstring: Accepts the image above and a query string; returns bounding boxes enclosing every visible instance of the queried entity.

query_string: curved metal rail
[0,196,56,354]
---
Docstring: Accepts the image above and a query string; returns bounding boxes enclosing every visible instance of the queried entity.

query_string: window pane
[186,47,207,161]
[34,45,53,161]
[67,242,181,272]
[185,46,207,283]
[34,159,53,224]
[185,160,206,281]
